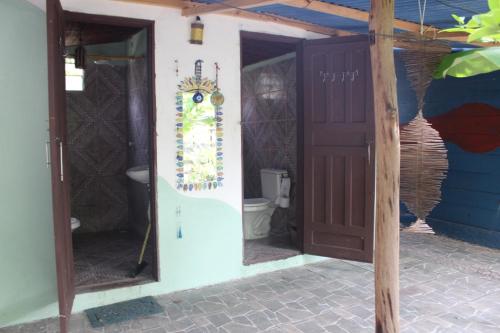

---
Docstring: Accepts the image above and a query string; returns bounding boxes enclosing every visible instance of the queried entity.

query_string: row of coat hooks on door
[319,69,359,83]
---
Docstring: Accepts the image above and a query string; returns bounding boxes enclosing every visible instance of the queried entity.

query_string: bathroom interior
[64,20,155,291]
[241,34,301,265]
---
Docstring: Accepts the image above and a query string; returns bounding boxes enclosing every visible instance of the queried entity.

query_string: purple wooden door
[303,36,375,262]
[47,0,75,331]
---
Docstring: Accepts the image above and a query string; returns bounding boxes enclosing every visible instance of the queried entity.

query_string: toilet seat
[242,169,288,240]
[242,198,274,239]
[244,198,270,212]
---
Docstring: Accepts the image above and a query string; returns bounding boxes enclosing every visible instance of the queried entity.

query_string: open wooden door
[47,0,75,332]
[302,36,375,263]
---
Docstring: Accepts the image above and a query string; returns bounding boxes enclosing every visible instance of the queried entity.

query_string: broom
[131,205,152,277]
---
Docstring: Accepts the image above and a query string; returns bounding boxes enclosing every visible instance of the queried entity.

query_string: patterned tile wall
[67,62,129,233]
[242,56,297,235]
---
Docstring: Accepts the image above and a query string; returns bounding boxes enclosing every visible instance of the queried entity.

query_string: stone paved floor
[244,235,300,265]
[73,231,153,290]
[3,233,500,333]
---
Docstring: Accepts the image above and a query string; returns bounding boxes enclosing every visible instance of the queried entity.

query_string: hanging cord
[417,0,427,35]
[417,0,428,117]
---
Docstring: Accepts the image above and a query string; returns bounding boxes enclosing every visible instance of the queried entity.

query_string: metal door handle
[59,141,64,182]
[45,141,51,167]
[367,143,371,165]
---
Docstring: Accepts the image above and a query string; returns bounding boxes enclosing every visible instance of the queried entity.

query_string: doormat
[85,296,164,328]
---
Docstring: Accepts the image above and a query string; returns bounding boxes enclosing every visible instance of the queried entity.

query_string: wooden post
[368,1,400,333]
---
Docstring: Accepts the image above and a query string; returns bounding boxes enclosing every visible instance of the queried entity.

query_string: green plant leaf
[452,14,465,25]
[467,25,500,42]
[489,0,500,10]
[439,27,475,34]
[464,14,482,29]
[473,9,500,26]
[434,47,500,79]
[441,9,500,42]
[436,4,500,79]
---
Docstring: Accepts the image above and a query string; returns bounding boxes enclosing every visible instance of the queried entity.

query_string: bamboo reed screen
[397,33,450,233]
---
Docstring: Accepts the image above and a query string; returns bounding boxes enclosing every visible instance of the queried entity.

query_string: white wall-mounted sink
[126,165,150,184]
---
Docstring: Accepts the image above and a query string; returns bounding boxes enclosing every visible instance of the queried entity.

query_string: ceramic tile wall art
[176,69,224,192]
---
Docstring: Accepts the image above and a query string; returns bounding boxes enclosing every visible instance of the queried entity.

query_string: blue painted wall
[395,50,500,248]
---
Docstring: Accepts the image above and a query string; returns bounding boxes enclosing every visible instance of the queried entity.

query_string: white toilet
[70,217,80,232]
[243,169,288,240]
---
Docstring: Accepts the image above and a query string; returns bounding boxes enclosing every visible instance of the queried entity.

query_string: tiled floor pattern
[73,231,153,290]
[244,235,300,265]
[3,233,500,333]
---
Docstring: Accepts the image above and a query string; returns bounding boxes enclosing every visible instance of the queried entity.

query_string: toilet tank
[260,169,288,201]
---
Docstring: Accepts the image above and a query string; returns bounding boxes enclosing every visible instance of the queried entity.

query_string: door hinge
[367,141,373,165]
[59,141,64,182]
[55,137,64,182]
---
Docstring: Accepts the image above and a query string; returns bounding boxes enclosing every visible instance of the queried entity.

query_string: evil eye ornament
[193,91,204,103]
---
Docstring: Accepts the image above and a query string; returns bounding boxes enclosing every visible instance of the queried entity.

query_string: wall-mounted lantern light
[190,16,204,45]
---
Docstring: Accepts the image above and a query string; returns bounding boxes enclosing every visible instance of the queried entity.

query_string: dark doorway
[62,13,156,293]
[46,3,158,331]
[240,32,303,265]
[63,11,159,292]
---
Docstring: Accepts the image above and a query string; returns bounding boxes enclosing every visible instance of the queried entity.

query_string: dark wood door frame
[60,11,160,282]
[239,31,306,252]
[47,1,74,332]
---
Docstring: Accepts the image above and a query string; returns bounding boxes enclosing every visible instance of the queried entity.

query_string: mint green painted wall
[71,178,325,313]
[0,0,58,327]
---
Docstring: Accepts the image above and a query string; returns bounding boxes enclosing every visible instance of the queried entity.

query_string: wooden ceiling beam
[284,0,427,33]
[113,0,191,9]
[283,0,490,45]
[182,0,282,16]
[112,0,351,37]
[178,0,430,37]
[224,9,354,36]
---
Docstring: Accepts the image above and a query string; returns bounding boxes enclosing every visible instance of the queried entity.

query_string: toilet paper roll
[279,197,290,208]
[276,177,291,207]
